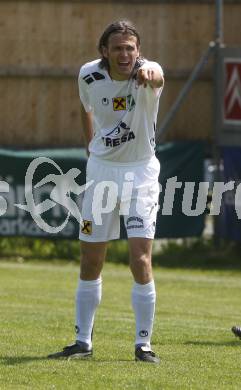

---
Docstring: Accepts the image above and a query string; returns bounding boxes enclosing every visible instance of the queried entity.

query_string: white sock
[75,277,102,349]
[132,280,156,349]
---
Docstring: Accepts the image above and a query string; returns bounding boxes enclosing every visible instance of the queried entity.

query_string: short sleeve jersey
[78,59,163,163]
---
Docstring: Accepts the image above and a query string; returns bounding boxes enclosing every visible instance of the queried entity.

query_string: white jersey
[78,59,163,164]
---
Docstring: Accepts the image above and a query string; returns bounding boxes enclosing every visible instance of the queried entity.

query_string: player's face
[102,33,140,81]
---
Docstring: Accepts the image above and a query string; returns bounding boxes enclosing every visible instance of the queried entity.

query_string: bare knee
[80,242,107,280]
[133,253,151,269]
[128,238,153,284]
[130,253,152,283]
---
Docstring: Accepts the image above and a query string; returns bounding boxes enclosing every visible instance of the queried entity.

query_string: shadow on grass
[0,356,48,365]
[0,356,132,365]
[184,340,241,347]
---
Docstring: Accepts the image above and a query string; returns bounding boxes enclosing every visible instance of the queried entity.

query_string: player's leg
[71,159,119,358]
[48,242,107,360]
[75,241,107,349]
[122,156,160,363]
[80,240,107,280]
[128,237,153,284]
[48,157,120,359]
[128,237,159,364]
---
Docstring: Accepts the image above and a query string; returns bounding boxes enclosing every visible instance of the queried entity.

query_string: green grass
[0,261,241,390]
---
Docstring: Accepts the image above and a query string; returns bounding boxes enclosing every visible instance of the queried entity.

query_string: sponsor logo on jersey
[113,97,127,111]
[81,220,92,235]
[112,95,136,111]
[105,121,130,137]
[102,131,135,147]
[126,216,144,229]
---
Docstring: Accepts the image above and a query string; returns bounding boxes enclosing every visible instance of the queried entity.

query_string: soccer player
[48,20,164,363]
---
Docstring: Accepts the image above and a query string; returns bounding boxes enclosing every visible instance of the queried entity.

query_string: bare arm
[80,102,94,156]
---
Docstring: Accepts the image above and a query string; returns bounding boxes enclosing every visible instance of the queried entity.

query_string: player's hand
[136,68,155,88]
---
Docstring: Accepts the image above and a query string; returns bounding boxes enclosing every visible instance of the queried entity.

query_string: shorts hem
[79,235,119,242]
[127,233,155,239]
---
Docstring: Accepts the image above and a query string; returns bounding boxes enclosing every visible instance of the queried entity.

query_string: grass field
[0,260,241,390]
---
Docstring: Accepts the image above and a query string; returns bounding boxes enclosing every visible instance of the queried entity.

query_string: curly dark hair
[98,20,144,73]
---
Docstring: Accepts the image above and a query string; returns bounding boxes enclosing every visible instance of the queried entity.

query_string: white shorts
[79,155,160,242]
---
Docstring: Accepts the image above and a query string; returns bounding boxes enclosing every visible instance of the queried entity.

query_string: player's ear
[102,46,108,58]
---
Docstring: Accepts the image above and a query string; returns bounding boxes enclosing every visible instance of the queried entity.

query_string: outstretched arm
[136,66,164,89]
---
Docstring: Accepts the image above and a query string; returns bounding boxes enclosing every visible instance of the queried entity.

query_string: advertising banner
[218,48,241,146]
[155,142,205,238]
[219,146,241,242]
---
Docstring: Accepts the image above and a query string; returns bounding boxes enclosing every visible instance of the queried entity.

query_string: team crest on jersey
[127,94,135,111]
[81,220,92,235]
[113,97,126,111]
